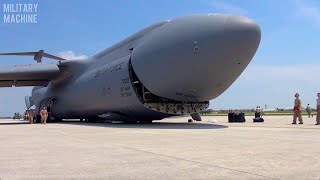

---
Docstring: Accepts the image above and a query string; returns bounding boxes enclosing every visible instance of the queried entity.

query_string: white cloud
[207,0,248,15]
[58,51,88,60]
[241,64,319,84]
[295,0,320,25]
[210,64,320,110]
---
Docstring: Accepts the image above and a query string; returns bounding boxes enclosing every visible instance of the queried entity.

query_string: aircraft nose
[221,15,261,57]
[225,15,261,34]
[131,14,261,102]
[205,15,261,98]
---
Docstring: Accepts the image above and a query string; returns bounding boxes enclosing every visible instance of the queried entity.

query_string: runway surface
[0,115,319,180]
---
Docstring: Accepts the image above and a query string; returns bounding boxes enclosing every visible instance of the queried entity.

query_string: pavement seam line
[115,145,282,180]
[50,128,282,180]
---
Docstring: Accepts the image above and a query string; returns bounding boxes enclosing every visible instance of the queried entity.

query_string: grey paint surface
[132,14,260,102]
[0,14,261,121]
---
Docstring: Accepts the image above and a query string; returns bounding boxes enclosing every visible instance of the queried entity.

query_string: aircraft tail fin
[0,50,66,63]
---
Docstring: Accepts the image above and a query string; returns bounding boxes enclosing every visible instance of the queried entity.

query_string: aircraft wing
[0,63,60,87]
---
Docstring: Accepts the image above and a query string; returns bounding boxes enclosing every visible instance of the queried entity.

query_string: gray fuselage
[31,14,261,121]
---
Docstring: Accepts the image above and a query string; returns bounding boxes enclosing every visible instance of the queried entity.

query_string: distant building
[200,109,215,115]
[283,107,294,111]
[262,109,277,112]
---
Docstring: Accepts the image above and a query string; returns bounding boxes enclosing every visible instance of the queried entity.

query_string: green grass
[0,117,14,119]
[204,112,316,116]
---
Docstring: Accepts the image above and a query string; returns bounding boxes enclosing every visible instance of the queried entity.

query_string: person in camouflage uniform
[292,93,303,124]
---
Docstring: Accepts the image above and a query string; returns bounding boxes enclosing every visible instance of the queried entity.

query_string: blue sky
[0,0,319,116]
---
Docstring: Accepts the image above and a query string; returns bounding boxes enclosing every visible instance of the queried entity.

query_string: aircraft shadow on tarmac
[58,121,228,130]
[0,121,29,125]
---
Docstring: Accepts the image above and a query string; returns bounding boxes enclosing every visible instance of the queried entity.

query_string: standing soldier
[40,107,48,125]
[255,106,262,118]
[306,104,312,118]
[316,93,320,125]
[292,93,303,124]
[28,110,34,124]
[24,111,28,121]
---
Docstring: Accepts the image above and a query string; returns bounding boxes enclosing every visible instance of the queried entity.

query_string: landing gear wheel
[55,118,63,122]
[34,115,41,123]
[51,117,62,123]
[124,121,138,124]
[138,120,152,124]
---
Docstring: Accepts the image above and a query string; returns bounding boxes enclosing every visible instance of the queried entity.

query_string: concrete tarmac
[0,115,319,180]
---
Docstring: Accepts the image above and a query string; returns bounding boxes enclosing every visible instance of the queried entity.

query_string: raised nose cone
[131,14,261,102]
[221,15,261,63]
[226,15,261,50]
[226,15,261,35]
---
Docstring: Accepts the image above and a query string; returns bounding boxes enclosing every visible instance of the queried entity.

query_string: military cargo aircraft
[0,14,261,123]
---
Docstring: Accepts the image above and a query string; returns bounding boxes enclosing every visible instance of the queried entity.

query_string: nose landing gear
[138,120,153,124]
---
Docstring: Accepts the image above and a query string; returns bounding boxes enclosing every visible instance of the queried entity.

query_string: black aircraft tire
[36,115,41,123]
[49,116,62,123]
[55,118,63,122]
[124,121,137,124]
